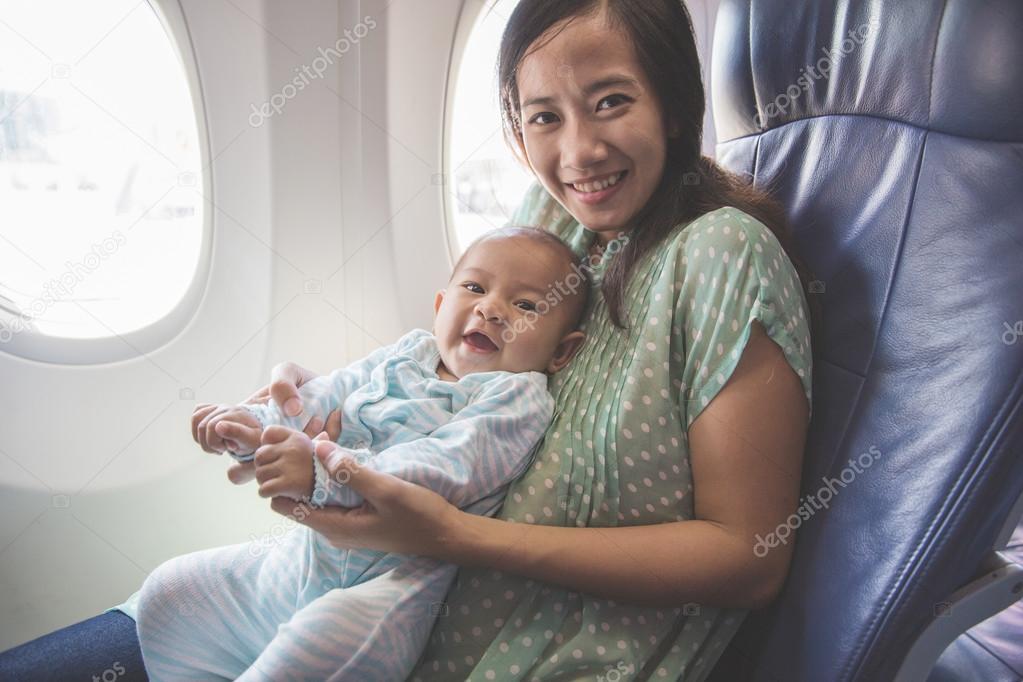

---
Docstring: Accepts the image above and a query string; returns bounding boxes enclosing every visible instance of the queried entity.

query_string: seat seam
[718,111,1023,145]
[839,128,931,681]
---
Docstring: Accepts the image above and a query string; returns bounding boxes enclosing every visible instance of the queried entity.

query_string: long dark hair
[497,0,820,350]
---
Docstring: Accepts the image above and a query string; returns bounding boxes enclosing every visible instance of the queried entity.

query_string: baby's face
[433,237,584,378]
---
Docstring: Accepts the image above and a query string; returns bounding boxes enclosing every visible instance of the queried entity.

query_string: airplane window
[0,0,204,344]
[447,0,533,254]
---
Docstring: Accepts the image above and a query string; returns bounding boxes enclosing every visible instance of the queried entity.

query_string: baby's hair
[451,226,591,331]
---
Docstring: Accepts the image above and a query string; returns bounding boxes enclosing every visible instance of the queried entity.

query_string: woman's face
[516,12,671,244]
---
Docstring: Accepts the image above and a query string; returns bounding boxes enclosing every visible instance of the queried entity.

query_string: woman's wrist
[439,509,537,572]
[438,508,480,564]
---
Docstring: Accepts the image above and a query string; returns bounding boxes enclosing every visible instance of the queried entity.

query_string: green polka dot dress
[407,182,813,681]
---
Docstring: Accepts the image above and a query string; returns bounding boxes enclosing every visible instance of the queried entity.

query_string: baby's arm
[311,373,554,509]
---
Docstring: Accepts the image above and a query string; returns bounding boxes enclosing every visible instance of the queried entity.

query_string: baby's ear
[433,289,445,315]
[547,331,586,374]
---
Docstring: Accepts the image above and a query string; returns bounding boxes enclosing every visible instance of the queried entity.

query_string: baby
[129,227,589,681]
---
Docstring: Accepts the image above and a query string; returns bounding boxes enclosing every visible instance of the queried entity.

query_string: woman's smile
[567,169,629,206]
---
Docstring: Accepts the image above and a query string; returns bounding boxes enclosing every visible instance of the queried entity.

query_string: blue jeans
[0,611,147,681]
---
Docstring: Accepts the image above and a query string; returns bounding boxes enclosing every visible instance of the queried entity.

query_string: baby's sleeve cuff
[306,446,374,508]
[227,449,255,463]
[223,404,267,463]
[305,451,332,508]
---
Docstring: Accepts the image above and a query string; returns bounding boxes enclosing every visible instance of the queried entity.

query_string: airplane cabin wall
[0,0,719,649]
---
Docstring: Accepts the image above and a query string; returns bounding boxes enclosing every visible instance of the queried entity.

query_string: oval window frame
[0,0,213,366]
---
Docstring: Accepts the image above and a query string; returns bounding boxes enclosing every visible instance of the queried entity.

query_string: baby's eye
[516,300,537,312]
[528,111,559,126]
[462,282,484,294]
[597,94,631,111]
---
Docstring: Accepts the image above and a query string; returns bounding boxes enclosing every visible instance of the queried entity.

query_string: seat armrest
[894,552,1023,681]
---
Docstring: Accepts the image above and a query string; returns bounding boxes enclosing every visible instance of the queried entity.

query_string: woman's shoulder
[664,206,796,290]
[666,206,813,423]
[667,206,781,258]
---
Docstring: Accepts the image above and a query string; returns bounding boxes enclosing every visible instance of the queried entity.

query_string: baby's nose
[476,301,503,322]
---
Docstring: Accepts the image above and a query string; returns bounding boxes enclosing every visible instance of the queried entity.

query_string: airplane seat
[704,1,1023,680]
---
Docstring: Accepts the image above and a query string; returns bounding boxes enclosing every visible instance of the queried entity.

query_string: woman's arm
[447,323,808,610]
[273,323,808,610]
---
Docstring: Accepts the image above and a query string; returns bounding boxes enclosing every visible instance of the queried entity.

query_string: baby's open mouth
[463,332,498,352]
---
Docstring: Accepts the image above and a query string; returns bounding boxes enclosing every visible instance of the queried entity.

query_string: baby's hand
[192,404,262,455]
[253,426,315,501]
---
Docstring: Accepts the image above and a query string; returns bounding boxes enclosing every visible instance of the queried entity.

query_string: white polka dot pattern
[409,183,813,681]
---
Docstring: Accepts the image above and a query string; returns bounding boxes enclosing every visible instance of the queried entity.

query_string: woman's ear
[546,331,586,374]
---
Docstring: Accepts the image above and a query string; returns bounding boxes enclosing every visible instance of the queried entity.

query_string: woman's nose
[561,117,609,171]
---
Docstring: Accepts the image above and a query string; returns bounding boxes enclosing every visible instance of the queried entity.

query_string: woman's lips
[568,170,628,206]
[463,332,498,352]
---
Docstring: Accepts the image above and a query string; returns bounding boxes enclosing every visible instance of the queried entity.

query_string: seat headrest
[712,0,1023,142]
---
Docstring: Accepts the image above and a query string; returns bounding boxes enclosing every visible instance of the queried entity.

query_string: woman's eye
[463,283,484,294]
[528,112,558,126]
[516,301,537,312]
[597,94,630,111]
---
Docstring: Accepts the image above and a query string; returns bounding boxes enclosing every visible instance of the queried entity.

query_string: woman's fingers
[268,445,459,557]
[270,362,317,418]
[314,445,390,502]
[269,497,367,546]
[242,385,271,406]
[302,416,325,439]
[325,409,342,442]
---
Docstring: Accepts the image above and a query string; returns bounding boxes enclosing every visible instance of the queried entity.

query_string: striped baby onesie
[113,329,553,681]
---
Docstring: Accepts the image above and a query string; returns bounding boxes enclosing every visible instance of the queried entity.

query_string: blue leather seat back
[709,1,1023,679]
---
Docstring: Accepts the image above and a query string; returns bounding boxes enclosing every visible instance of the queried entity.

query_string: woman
[263,1,814,679]
[0,0,813,680]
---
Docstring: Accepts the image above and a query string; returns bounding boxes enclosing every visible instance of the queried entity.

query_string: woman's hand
[224,362,343,485]
[244,361,317,418]
[269,441,463,558]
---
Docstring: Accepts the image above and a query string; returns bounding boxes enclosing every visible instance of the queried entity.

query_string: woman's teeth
[572,171,625,194]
